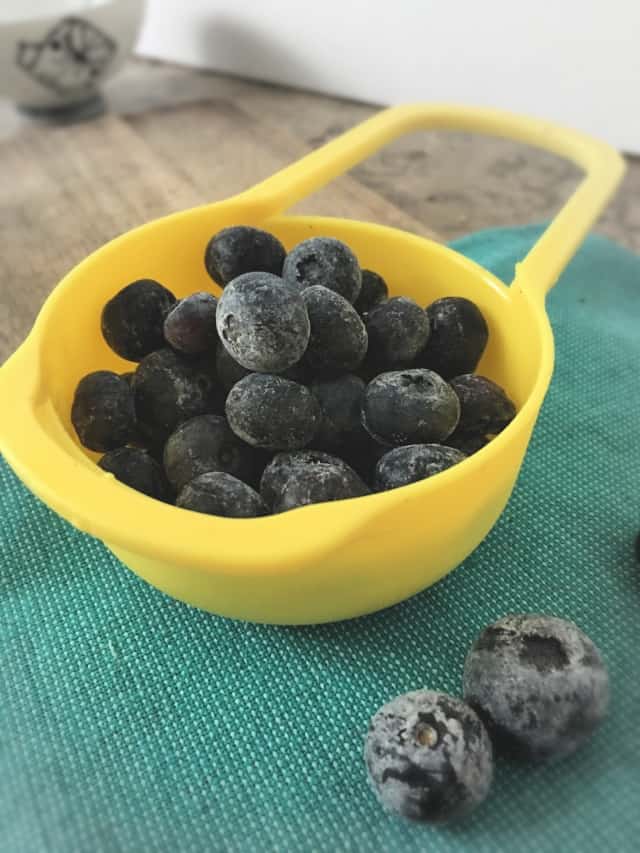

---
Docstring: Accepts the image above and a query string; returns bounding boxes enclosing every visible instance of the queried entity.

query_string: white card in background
[137,0,640,153]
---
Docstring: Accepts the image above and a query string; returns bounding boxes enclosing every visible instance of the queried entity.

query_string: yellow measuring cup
[0,105,624,624]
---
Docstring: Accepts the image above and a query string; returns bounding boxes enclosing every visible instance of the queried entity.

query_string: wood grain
[2,57,638,362]
[0,93,437,361]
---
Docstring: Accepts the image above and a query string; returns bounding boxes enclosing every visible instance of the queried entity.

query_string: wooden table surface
[1,58,638,362]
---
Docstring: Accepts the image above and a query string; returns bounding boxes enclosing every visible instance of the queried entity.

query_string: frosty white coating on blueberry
[204,226,286,286]
[260,451,369,513]
[259,450,347,508]
[283,237,362,303]
[225,374,320,451]
[302,286,368,376]
[374,444,467,491]
[362,369,460,446]
[132,348,223,448]
[177,471,267,518]
[365,690,493,823]
[463,614,610,763]
[216,272,310,373]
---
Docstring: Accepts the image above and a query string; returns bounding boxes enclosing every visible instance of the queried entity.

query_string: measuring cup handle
[241,104,624,299]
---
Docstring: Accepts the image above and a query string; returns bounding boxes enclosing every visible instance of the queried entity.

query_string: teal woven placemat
[1,226,639,852]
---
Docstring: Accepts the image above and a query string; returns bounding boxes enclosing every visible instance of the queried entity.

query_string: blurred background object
[1,0,146,117]
[137,0,640,153]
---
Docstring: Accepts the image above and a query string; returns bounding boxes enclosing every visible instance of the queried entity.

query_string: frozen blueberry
[363,370,460,446]
[283,237,362,303]
[463,614,610,763]
[177,471,267,518]
[374,444,467,491]
[275,465,369,513]
[260,450,368,513]
[217,272,310,373]
[302,286,367,376]
[71,371,135,452]
[311,374,367,451]
[354,269,389,315]
[449,375,516,440]
[417,297,489,379]
[98,447,173,502]
[132,348,222,447]
[225,374,320,451]
[163,414,256,491]
[260,450,347,508]
[215,341,307,393]
[365,690,493,824]
[164,292,218,355]
[204,226,286,286]
[101,279,176,362]
[365,297,430,370]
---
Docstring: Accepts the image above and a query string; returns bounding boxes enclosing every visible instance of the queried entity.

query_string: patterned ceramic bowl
[0,0,146,113]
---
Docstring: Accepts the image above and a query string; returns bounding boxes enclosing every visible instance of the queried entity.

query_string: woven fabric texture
[1,226,638,852]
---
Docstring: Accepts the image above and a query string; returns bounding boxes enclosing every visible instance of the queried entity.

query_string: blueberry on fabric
[463,614,610,762]
[216,272,310,373]
[71,370,135,452]
[101,279,176,361]
[204,226,286,286]
[365,690,493,823]
[283,237,362,304]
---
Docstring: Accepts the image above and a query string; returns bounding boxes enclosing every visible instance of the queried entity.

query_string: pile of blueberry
[71,226,516,516]
[365,613,609,824]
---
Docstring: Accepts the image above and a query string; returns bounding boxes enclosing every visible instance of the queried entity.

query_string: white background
[138,0,640,153]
